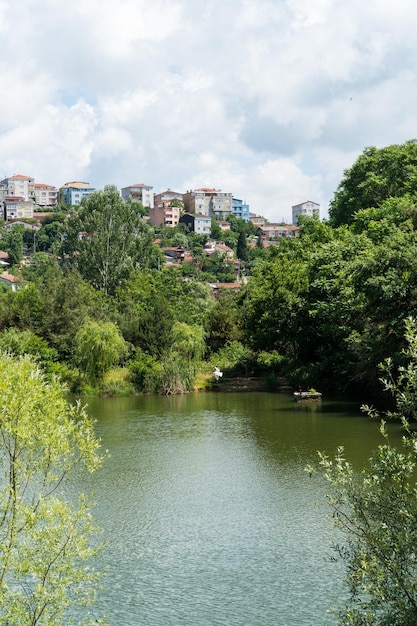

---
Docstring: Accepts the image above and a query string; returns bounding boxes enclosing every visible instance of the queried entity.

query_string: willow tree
[0,354,105,625]
[75,319,127,384]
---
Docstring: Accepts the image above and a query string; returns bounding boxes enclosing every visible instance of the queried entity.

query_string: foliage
[160,356,194,395]
[236,230,248,262]
[0,354,104,625]
[0,327,58,375]
[205,290,243,353]
[255,350,284,371]
[210,218,223,240]
[11,265,110,361]
[99,367,135,397]
[240,251,308,355]
[63,185,155,295]
[171,321,206,370]
[329,140,417,227]
[201,251,236,283]
[35,220,65,253]
[75,319,127,383]
[128,348,163,394]
[116,268,212,353]
[210,340,253,376]
[315,318,417,625]
[21,252,61,283]
[2,226,24,266]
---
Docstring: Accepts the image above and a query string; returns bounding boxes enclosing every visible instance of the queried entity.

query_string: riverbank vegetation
[0,354,105,625]
[1,141,417,399]
[313,317,417,625]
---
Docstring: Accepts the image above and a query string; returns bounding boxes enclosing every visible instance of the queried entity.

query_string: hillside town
[0,172,319,234]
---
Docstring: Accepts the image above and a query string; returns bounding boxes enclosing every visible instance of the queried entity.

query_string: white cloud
[0,0,416,221]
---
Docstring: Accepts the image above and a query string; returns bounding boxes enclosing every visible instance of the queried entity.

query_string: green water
[84,392,401,626]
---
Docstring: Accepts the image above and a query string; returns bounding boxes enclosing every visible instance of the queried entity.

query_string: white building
[34,183,58,207]
[179,212,211,235]
[0,174,35,201]
[121,184,154,208]
[292,201,320,224]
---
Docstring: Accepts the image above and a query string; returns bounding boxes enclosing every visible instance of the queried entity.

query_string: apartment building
[232,198,250,222]
[148,205,180,227]
[3,196,35,220]
[121,184,154,207]
[60,182,95,205]
[154,189,183,207]
[0,174,35,201]
[183,188,233,220]
[179,212,211,235]
[292,201,320,224]
[34,183,58,207]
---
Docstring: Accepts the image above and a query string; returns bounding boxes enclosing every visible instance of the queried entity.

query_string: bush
[99,367,135,396]
[128,348,163,394]
[210,340,254,376]
[160,357,194,395]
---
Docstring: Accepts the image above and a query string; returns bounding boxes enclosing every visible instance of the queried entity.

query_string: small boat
[293,391,322,401]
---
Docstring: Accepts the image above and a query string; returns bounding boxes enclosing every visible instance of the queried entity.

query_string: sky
[1,0,417,222]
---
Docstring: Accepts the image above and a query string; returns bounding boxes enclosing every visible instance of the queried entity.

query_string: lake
[84,391,401,626]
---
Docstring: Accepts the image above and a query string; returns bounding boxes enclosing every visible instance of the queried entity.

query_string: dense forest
[2,140,417,398]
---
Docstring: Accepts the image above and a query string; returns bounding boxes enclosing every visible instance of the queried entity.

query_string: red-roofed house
[34,183,58,207]
[0,251,9,267]
[0,272,23,291]
[258,224,300,241]
[0,174,35,201]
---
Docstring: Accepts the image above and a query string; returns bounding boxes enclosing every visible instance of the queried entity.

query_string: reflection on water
[83,392,401,626]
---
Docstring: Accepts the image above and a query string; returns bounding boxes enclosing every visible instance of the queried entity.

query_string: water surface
[85,392,400,626]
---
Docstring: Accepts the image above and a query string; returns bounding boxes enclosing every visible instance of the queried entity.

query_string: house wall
[292,201,320,224]
[1,175,35,201]
[121,185,154,207]
[34,185,58,207]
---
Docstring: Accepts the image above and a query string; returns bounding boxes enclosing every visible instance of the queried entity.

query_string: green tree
[75,319,127,383]
[205,290,243,353]
[171,321,205,371]
[315,318,417,625]
[241,251,308,355]
[63,185,155,295]
[210,218,223,240]
[3,226,24,266]
[0,353,104,625]
[236,229,248,262]
[329,140,417,227]
[0,327,58,374]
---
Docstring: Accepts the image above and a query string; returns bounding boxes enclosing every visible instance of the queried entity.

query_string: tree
[0,353,104,625]
[63,185,155,295]
[205,290,243,353]
[171,321,205,371]
[3,226,24,266]
[236,229,248,262]
[210,218,223,241]
[329,140,417,227]
[0,327,58,374]
[75,319,127,384]
[314,318,417,625]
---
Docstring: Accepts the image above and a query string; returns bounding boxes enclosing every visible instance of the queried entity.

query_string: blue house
[232,198,250,222]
